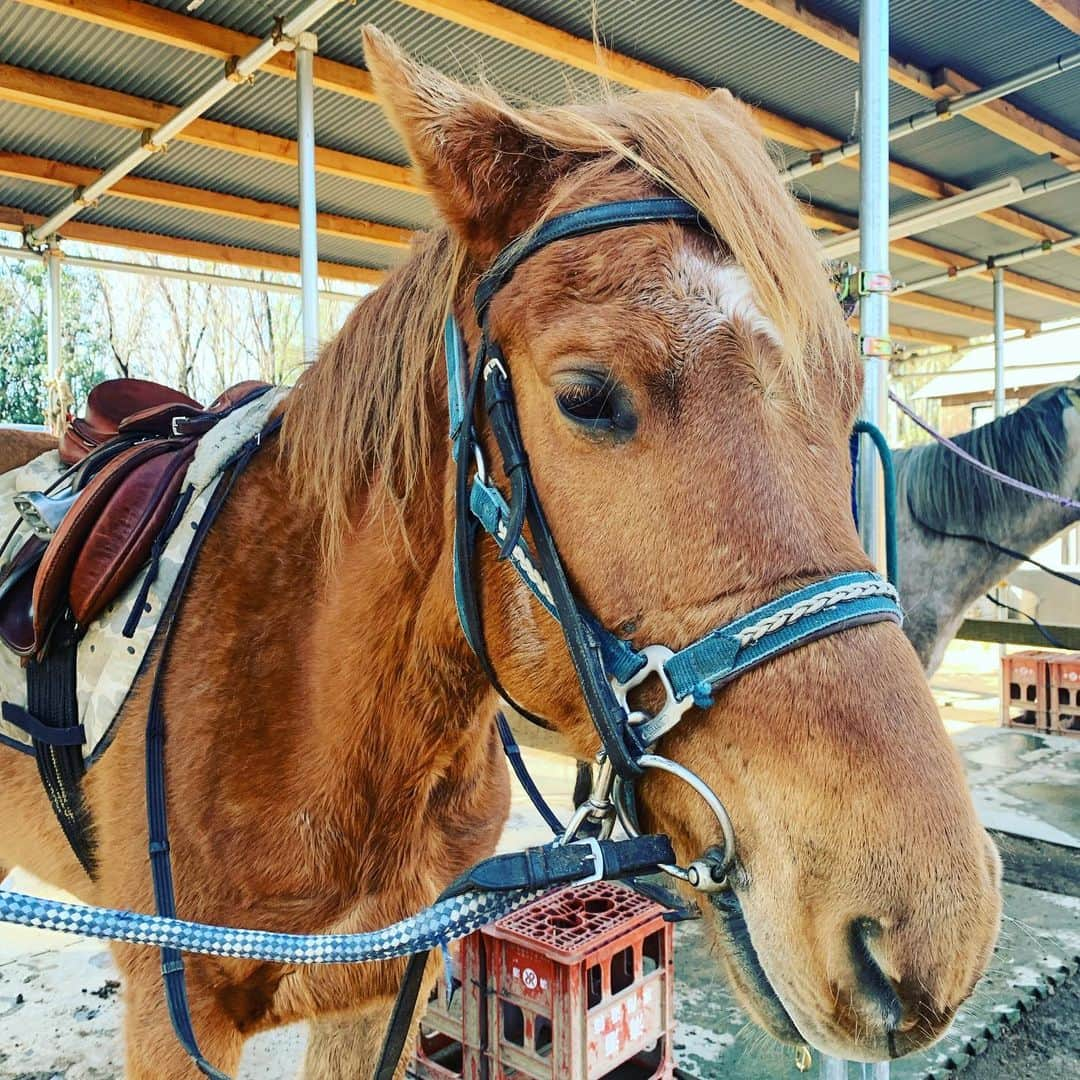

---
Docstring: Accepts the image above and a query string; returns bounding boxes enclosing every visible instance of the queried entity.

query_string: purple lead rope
[889,392,1080,512]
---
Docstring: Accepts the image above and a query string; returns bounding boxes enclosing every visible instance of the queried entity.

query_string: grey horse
[895,379,1080,675]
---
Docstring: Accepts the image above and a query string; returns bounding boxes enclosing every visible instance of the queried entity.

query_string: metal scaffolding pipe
[43,244,64,433]
[824,170,1080,258]
[0,244,367,306]
[296,32,321,364]
[992,267,1007,640]
[45,246,61,382]
[855,0,891,575]
[893,231,1080,294]
[993,267,1006,418]
[24,0,340,248]
[786,50,1080,180]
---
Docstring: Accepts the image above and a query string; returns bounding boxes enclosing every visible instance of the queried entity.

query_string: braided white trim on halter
[735,579,901,647]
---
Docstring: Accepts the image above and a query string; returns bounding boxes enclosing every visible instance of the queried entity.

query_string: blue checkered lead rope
[0,884,541,964]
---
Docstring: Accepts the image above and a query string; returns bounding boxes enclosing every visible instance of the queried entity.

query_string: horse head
[329,29,1004,1063]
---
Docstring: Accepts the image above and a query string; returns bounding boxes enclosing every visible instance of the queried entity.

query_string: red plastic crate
[409,881,674,1080]
[1000,650,1056,731]
[1049,653,1080,737]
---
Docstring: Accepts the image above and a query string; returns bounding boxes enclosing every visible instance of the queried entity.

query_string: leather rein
[447,196,904,887]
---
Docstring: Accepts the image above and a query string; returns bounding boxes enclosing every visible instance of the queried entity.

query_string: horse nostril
[848,917,904,1032]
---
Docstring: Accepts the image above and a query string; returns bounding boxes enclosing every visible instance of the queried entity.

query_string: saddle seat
[0,377,270,657]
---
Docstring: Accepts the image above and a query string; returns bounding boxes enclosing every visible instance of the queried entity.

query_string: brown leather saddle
[0,377,270,659]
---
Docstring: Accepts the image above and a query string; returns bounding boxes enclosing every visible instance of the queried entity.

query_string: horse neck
[296,459,502,881]
[895,411,1080,672]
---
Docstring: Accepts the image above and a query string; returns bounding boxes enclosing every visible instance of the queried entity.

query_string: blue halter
[448,197,902,787]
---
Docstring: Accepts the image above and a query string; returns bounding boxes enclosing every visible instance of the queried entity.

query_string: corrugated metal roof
[0,0,1073,340]
[0,0,219,102]
[891,301,993,338]
[132,142,433,227]
[0,102,138,167]
[500,0,936,139]
[1026,250,1080,291]
[0,175,71,218]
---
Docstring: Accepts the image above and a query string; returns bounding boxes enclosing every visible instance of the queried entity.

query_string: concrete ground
[1,640,1076,1079]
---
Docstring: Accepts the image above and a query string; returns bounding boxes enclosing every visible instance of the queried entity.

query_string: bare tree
[99,274,153,378]
[156,276,210,396]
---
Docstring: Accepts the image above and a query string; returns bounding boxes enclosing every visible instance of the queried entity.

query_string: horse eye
[556,377,637,438]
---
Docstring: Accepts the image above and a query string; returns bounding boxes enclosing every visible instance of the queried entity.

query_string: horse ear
[363,26,549,257]
[707,87,735,108]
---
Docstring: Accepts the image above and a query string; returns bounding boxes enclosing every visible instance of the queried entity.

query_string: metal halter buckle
[611,644,694,746]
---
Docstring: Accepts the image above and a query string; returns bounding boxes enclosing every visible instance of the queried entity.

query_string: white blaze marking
[670,249,782,348]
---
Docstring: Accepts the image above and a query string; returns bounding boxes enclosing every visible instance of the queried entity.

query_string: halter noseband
[448,197,901,885]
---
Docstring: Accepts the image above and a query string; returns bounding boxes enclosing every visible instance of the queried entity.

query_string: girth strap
[25,618,96,878]
[144,422,279,1080]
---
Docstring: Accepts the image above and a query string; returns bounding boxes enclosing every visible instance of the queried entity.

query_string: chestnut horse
[0,28,1000,1078]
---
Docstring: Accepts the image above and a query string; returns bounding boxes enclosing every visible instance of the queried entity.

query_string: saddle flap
[32,440,183,647]
[69,440,197,627]
[0,537,46,656]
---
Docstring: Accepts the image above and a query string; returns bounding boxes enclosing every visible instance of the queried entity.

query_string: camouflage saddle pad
[0,386,288,763]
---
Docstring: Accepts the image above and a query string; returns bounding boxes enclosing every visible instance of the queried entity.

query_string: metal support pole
[43,243,67,434]
[820,1055,893,1078]
[45,245,61,383]
[296,32,321,364]
[993,267,1006,418]
[992,265,1007,647]
[856,0,891,574]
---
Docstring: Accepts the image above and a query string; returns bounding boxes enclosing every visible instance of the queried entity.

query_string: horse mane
[899,385,1073,532]
[283,82,852,560]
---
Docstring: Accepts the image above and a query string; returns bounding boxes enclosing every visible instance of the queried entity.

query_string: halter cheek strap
[447,197,903,789]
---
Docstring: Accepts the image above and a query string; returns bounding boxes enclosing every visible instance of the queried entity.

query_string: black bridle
[447,196,902,860]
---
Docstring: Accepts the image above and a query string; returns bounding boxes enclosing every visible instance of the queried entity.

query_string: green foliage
[0,259,110,425]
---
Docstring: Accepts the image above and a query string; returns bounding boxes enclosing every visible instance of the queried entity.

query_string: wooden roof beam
[1027,0,1080,34]
[852,318,971,348]
[732,0,1080,165]
[13,0,376,101]
[0,151,414,250]
[891,290,1041,332]
[9,142,1073,310]
[0,64,417,194]
[0,204,386,285]
[933,67,1080,168]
